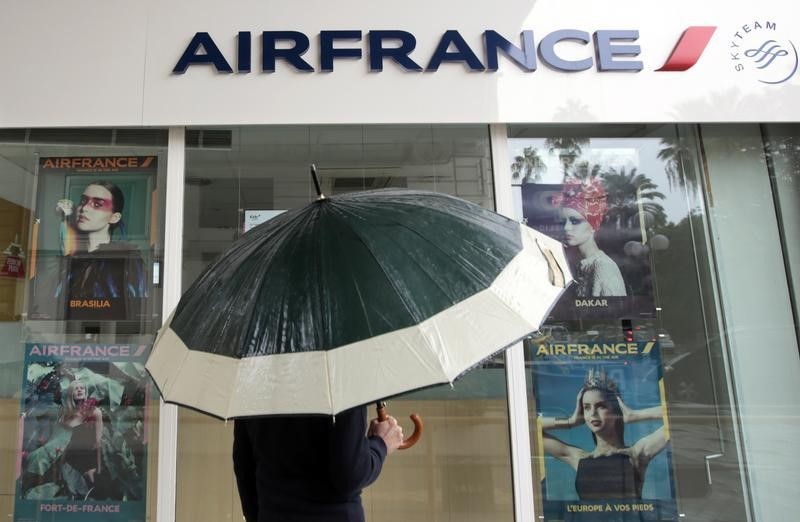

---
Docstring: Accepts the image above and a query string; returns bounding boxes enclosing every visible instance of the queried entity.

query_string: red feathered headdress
[552,177,608,230]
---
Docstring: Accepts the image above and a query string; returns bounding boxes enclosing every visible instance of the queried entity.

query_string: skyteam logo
[729,20,798,84]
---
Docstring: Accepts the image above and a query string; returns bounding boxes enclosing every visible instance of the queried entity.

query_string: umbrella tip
[310,164,326,200]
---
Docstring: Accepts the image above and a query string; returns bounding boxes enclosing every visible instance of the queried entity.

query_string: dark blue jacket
[233,406,387,522]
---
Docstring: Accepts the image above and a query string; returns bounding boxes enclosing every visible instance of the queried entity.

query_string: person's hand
[568,389,583,428]
[616,395,634,423]
[56,199,73,218]
[369,416,404,455]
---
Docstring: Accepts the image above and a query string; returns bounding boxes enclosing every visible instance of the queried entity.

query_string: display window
[0,129,168,522]
[508,124,799,521]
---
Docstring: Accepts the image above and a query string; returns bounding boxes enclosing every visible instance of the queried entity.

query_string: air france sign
[172,27,717,74]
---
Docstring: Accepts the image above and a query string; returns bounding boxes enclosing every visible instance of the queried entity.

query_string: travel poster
[521,181,655,320]
[15,342,150,521]
[530,341,677,521]
[27,156,157,321]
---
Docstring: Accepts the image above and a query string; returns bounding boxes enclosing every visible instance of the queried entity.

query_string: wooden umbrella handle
[376,402,423,450]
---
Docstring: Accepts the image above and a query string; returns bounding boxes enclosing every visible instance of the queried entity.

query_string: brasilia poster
[530,341,677,521]
[15,342,150,522]
[27,156,157,321]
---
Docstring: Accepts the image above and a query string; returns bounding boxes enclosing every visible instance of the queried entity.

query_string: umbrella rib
[161,345,193,402]
[226,357,242,420]
[349,273,374,338]
[326,205,418,321]
[323,349,334,415]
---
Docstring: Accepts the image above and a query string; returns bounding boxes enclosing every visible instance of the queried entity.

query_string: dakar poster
[521,181,655,320]
[15,342,150,522]
[530,341,677,521]
[27,156,157,321]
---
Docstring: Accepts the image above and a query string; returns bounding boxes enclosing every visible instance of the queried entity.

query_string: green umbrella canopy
[147,188,570,419]
[174,190,523,356]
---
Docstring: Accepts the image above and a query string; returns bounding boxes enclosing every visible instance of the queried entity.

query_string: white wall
[0,0,799,126]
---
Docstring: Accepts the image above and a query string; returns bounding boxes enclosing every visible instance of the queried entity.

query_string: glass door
[507,124,750,521]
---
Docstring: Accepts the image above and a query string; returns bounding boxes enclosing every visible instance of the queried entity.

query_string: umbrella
[146,167,571,434]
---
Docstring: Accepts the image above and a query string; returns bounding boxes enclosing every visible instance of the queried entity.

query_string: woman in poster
[540,368,668,500]
[554,177,626,297]
[18,361,149,507]
[55,180,147,310]
[60,379,103,495]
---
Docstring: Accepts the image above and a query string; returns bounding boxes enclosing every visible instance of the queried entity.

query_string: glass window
[0,129,167,520]
[508,125,753,520]
[697,123,799,522]
[762,123,800,335]
[176,125,512,522]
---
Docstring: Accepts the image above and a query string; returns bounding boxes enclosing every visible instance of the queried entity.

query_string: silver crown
[583,368,618,393]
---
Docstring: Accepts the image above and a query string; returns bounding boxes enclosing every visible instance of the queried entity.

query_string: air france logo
[730,20,798,84]
[173,27,717,75]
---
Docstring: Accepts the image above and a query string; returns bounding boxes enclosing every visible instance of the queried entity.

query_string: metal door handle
[704,453,723,485]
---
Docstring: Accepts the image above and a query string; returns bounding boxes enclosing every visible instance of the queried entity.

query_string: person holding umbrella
[147,167,571,521]
[233,406,404,522]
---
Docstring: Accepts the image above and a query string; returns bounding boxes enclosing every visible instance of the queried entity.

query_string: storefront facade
[0,1,798,521]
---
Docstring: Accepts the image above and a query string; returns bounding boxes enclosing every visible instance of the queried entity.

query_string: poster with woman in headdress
[530,340,678,521]
[521,177,655,320]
